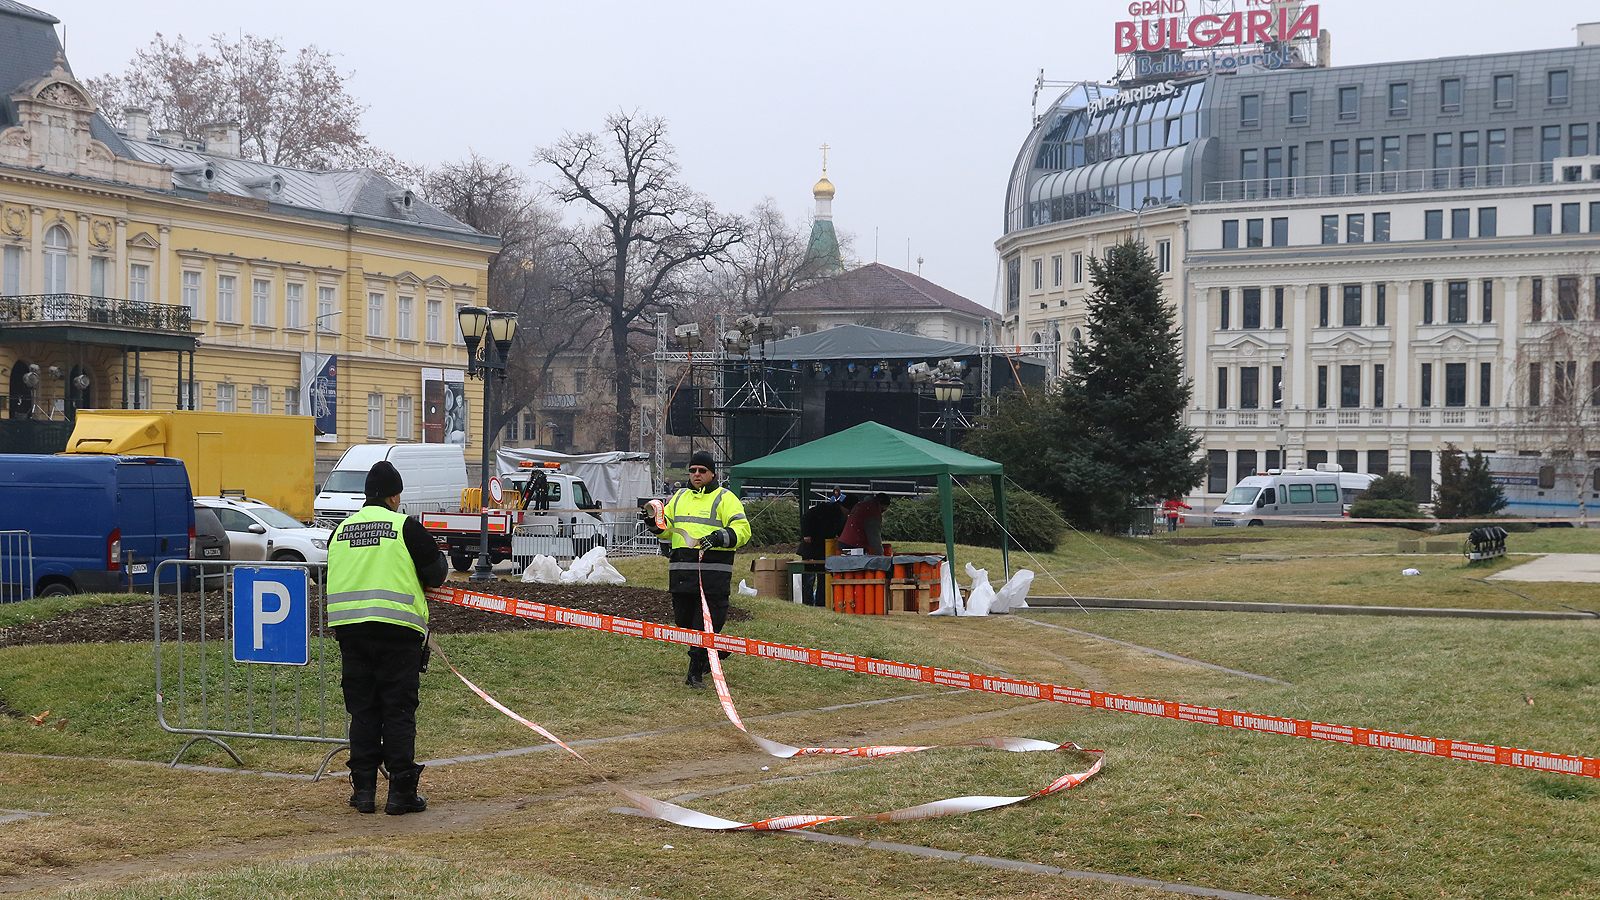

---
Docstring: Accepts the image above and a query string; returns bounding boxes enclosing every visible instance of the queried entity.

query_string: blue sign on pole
[233,567,310,665]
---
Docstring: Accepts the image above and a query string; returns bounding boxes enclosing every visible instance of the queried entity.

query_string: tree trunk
[611,304,634,450]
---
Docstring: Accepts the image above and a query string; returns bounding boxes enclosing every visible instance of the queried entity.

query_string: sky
[44,0,1600,308]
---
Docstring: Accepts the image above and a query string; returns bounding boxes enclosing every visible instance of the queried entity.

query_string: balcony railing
[0,294,192,332]
[1202,162,1557,204]
[1195,406,1509,429]
[540,394,578,409]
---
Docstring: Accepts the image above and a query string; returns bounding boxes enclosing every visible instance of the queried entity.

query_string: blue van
[0,455,195,598]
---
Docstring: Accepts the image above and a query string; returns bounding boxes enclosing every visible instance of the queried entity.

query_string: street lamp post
[934,378,964,447]
[457,306,518,582]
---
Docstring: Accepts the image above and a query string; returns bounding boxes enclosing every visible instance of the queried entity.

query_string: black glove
[702,527,735,549]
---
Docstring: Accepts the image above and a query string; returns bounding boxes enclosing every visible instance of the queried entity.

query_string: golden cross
[819,142,830,174]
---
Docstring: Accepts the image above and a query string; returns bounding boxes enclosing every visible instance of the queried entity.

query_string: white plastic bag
[559,545,626,585]
[992,569,1034,613]
[583,547,626,585]
[520,555,563,583]
[927,561,962,615]
[1402,567,1421,576]
[737,579,758,596]
[961,563,995,616]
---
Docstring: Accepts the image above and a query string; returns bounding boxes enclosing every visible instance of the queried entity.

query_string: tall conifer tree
[970,239,1203,533]
[1057,239,1205,532]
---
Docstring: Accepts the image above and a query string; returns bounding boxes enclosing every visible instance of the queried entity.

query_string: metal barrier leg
[170,734,244,768]
[314,742,352,781]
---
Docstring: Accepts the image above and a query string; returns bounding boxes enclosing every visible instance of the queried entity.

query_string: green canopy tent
[727,421,1008,579]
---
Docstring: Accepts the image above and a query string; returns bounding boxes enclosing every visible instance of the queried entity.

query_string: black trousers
[801,559,827,607]
[671,591,729,674]
[338,630,424,780]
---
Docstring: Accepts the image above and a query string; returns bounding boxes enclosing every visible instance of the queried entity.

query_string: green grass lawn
[3,532,1600,899]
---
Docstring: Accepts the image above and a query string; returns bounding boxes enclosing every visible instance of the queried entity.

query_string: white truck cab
[423,461,607,571]
[1211,465,1378,527]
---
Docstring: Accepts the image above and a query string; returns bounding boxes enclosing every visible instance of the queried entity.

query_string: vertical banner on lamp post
[300,352,337,442]
[422,368,467,444]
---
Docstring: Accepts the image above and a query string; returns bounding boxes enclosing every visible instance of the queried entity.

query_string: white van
[314,444,468,524]
[1211,465,1379,527]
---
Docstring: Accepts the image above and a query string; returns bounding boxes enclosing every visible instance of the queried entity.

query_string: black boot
[384,768,427,815]
[348,769,377,814]
[684,660,704,689]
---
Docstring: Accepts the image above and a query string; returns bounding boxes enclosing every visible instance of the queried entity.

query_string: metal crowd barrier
[511,520,655,570]
[0,531,32,602]
[153,559,346,775]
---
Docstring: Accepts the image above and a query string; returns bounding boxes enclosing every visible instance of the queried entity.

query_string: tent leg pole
[939,473,956,609]
[995,475,1009,579]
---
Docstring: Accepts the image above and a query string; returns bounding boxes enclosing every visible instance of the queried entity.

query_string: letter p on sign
[232,567,310,666]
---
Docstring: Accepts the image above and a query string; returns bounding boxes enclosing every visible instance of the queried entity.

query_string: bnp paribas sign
[1114,1,1320,55]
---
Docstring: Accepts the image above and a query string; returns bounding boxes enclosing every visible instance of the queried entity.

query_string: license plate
[203,548,221,557]
[129,563,149,574]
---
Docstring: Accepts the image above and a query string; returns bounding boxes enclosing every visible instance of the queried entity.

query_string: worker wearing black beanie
[648,451,751,687]
[327,460,448,815]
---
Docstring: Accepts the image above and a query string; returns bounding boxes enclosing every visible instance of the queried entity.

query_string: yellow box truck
[64,410,316,521]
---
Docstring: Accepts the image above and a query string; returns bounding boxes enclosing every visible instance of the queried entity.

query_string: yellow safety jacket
[327,505,429,634]
[661,483,750,596]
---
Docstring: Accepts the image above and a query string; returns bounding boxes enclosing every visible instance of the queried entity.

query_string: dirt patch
[1158,537,1271,546]
[0,583,750,648]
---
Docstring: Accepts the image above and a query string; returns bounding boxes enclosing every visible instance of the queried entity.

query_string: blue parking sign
[233,567,310,665]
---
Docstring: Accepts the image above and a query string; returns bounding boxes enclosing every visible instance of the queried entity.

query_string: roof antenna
[906,238,911,271]
[874,227,878,263]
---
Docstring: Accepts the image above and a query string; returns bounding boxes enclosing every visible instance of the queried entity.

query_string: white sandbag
[737,579,758,596]
[559,545,626,584]
[583,547,626,585]
[992,569,1035,613]
[927,561,962,615]
[520,555,563,583]
[960,563,994,616]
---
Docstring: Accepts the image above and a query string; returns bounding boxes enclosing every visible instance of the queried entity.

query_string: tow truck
[421,461,607,572]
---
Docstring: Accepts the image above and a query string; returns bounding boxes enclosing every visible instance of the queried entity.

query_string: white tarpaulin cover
[496,448,653,518]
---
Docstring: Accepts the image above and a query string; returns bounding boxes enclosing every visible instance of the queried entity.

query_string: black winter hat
[688,450,715,471]
[365,460,405,498]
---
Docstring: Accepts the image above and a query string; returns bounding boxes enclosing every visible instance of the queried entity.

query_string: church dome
[812,174,835,200]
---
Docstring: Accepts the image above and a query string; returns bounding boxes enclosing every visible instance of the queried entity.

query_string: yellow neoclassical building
[0,1,496,472]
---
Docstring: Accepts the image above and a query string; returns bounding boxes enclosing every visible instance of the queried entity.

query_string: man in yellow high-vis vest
[327,460,447,815]
[649,450,750,688]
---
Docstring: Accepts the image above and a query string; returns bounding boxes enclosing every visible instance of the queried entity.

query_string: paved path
[1489,553,1600,583]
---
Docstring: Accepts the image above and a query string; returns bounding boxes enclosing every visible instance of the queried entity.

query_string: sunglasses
[688,467,711,474]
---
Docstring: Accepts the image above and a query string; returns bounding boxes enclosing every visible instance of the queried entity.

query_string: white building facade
[1001,20,1600,503]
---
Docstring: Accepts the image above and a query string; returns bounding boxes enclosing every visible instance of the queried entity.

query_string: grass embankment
[2,529,1599,899]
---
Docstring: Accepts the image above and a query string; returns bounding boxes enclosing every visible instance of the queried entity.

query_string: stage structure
[651,319,1056,484]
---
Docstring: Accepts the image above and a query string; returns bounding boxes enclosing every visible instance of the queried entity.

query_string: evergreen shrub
[882,487,1066,552]
[741,499,800,547]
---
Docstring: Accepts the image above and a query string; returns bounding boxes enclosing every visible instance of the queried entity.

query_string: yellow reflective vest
[327,505,428,634]
[662,484,750,551]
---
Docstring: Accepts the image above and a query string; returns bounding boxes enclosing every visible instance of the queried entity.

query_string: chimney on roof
[1579,22,1600,46]
[202,121,240,157]
[156,129,184,147]
[123,107,150,142]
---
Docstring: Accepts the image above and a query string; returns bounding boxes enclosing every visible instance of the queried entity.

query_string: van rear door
[116,460,157,586]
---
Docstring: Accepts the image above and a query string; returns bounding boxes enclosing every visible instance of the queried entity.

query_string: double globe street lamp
[457,306,518,582]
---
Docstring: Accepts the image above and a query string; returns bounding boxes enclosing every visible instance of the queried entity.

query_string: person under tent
[838,492,891,556]
[799,493,854,606]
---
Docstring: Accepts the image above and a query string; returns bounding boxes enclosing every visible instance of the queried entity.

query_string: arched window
[8,359,35,418]
[43,225,70,294]
[1071,327,1083,347]
[1031,332,1042,344]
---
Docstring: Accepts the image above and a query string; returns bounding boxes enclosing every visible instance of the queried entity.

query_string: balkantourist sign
[1114,1,1320,55]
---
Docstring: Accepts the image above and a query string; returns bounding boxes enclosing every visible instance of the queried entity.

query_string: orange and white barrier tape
[425,583,1103,830]
[427,584,1599,782]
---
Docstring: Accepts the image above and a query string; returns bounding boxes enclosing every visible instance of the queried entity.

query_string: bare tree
[86,33,379,171]
[538,111,742,450]
[421,154,591,440]
[1509,273,1600,523]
